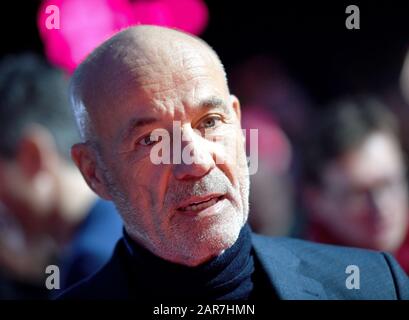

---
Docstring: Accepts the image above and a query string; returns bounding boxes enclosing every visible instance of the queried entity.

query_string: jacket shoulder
[252,234,409,299]
[57,239,129,300]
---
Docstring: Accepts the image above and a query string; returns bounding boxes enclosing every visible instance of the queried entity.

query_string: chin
[172,218,243,266]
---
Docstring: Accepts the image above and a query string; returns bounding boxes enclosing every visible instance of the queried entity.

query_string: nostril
[173,157,214,181]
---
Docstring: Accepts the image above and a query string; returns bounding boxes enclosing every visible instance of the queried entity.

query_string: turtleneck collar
[122,223,255,301]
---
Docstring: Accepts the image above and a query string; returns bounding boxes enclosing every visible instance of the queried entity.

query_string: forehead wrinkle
[136,56,215,93]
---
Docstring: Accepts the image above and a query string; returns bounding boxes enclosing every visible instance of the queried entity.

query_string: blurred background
[1,0,409,299]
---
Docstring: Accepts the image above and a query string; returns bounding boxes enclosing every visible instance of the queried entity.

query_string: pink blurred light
[132,1,173,26]
[242,106,292,174]
[38,0,135,73]
[131,0,208,34]
[37,0,209,74]
[161,0,208,35]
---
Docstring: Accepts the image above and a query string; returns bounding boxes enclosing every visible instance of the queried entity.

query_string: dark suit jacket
[59,233,409,300]
[59,199,122,290]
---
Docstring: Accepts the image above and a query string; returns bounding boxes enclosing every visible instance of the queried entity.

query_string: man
[0,54,122,298]
[61,26,409,300]
[301,97,409,273]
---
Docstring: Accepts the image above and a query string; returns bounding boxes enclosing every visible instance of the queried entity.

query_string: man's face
[313,132,409,252]
[88,48,249,266]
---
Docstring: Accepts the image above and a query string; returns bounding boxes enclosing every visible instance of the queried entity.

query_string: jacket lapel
[252,234,327,300]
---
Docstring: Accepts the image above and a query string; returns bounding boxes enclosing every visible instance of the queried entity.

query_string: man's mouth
[177,195,225,213]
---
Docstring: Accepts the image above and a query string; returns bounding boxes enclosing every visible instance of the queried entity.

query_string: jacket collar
[95,233,328,300]
[251,234,327,300]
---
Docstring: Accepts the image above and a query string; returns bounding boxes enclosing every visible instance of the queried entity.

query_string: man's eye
[138,134,157,146]
[200,116,222,129]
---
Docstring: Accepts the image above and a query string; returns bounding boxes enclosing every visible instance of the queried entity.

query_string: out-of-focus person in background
[0,201,50,298]
[301,97,409,273]
[0,53,122,299]
[241,106,294,236]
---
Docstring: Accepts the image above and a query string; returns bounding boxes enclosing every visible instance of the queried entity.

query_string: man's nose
[172,128,216,181]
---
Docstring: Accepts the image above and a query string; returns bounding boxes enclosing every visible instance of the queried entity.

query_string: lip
[177,195,227,218]
[176,193,225,211]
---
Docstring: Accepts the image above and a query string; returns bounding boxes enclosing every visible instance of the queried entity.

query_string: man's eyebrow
[120,116,158,143]
[198,96,229,113]
[119,97,228,144]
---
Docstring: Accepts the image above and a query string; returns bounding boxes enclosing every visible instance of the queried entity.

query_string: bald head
[70,25,228,142]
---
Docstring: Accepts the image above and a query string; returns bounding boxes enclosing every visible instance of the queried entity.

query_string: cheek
[217,125,246,162]
[122,159,170,210]
[318,194,339,214]
[338,203,371,226]
[214,130,247,184]
[393,190,409,211]
[317,196,353,226]
[385,198,409,225]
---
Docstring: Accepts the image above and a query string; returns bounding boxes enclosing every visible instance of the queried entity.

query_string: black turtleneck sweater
[122,223,273,301]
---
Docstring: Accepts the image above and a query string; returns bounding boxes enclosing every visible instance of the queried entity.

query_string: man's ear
[230,94,241,122]
[71,143,112,200]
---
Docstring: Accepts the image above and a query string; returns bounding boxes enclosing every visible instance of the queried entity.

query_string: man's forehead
[118,95,231,143]
[99,60,225,113]
[86,44,224,107]
[87,63,229,147]
[73,26,229,143]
